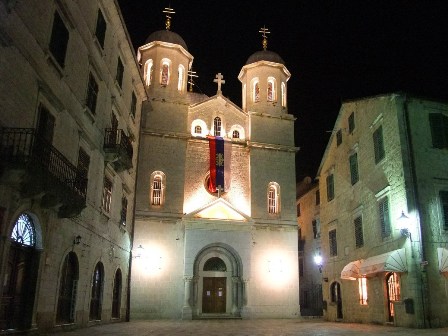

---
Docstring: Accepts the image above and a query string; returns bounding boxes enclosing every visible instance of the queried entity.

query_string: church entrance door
[202,277,226,313]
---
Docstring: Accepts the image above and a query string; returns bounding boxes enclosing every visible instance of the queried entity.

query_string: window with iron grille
[373,126,385,163]
[49,11,69,68]
[440,190,448,230]
[348,112,355,134]
[116,57,124,88]
[354,216,364,248]
[120,196,127,226]
[102,177,112,213]
[268,185,278,214]
[152,175,162,206]
[336,129,342,146]
[379,197,391,238]
[349,153,359,185]
[214,117,222,136]
[95,9,107,48]
[329,229,337,256]
[86,73,98,114]
[312,219,320,239]
[232,130,240,139]
[326,174,334,201]
[316,189,320,205]
[130,92,137,118]
[429,113,448,149]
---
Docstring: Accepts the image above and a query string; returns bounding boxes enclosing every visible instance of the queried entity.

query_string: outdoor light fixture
[398,211,411,239]
[314,254,323,273]
[73,235,82,245]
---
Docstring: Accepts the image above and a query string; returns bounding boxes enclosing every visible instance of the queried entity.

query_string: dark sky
[118,1,448,181]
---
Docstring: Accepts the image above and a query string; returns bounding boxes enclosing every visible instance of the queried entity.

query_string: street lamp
[314,254,323,273]
[398,211,411,239]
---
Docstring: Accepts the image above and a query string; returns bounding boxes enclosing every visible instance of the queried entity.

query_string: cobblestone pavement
[46,319,448,336]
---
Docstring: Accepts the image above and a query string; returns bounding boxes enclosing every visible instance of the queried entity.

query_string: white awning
[360,248,407,276]
[341,260,363,280]
[437,248,448,277]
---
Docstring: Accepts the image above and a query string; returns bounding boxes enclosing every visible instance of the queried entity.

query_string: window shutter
[373,126,385,163]
[379,197,391,238]
[350,153,359,185]
[440,191,448,230]
[354,216,364,248]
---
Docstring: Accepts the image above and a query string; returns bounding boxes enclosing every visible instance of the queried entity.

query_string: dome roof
[246,50,285,65]
[145,30,188,50]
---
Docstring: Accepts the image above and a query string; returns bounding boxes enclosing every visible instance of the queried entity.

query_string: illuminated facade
[317,93,448,328]
[0,1,145,333]
[131,23,299,319]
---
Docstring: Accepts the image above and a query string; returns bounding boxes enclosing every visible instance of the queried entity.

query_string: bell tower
[238,26,291,116]
[137,7,193,100]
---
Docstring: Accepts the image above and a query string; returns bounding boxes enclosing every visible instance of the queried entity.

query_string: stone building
[317,93,448,327]
[296,177,323,316]
[130,20,300,319]
[0,0,145,333]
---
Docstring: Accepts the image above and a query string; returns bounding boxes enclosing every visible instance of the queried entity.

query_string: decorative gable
[185,198,250,221]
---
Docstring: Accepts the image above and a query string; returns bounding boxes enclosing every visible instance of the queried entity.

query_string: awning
[341,260,363,280]
[437,248,448,277]
[360,248,407,276]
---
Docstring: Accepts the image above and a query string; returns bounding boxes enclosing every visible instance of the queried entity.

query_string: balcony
[103,128,133,172]
[0,128,87,218]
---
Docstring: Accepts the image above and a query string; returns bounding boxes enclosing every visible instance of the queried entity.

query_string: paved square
[46,319,448,336]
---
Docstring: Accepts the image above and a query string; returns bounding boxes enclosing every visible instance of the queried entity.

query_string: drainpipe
[402,94,430,328]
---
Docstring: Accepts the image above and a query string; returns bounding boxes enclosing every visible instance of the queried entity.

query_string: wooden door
[202,277,226,313]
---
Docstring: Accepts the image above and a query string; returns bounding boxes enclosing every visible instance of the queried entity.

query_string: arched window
[144,59,153,86]
[89,262,104,321]
[160,59,170,86]
[214,117,222,136]
[267,182,280,214]
[150,171,166,206]
[178,65,185,91]
[191,119,207,137]
[203,257,227,271]
[267,77,276,102]
[252,78,260,102]
[112,269,122,318]
[11,213,35,247]
[281,82,286,107]
[56,252,79,324]
[232,130,240,139]
[229,125,245,140]
[242,84,247,110]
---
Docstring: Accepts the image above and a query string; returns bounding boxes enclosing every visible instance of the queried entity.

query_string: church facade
[130,24,300,319]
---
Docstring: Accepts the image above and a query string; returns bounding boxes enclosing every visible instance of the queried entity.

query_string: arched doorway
[89,262,104,321]
[111,269,122,318]
[1,213,41,331]
[193,244,243,317]
[386,272,401,322]
[56,252,79,324]
[330,281,343,319]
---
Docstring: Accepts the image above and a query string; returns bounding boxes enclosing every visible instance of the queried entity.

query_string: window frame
[329,229,337,257]
[336,129,342,146]
[102,176,113,214]
[326,174,334,201]
[373,125,385,163]
[440,190,448,231]
[116,57,124,88]
[49,10,69,68]
[354,215,364,248]
[429,113,448,149]
[94,9,107,48]
[379,196,391,238]
[267,183,280,215]
[213,117,222,137]
[348,112,355,134]
[86,72,99,114]
[150,171,165,207]
[349,152,359,185]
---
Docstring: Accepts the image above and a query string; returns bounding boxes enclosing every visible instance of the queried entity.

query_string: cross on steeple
[163,6,175,30]
[259,25,270,50]
[214,73,225,94]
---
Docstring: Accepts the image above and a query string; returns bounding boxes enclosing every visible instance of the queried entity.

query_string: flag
[208,136,231,193]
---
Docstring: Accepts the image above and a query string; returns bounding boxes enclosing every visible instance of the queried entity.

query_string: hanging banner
[208,136,231,193]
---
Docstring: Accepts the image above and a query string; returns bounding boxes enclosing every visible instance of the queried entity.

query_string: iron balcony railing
[103,128,133,169]
[0,128,87,200]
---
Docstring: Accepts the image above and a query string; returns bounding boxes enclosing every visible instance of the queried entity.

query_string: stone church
[131,17,300,319]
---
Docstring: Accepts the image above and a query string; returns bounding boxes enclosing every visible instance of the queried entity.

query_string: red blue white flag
[208,136,231,193]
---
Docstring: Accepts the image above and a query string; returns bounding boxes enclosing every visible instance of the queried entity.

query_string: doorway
[202,277,226,313]
[386,273,400,322]
[330,281,343,319]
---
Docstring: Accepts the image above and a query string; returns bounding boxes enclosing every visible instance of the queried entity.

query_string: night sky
[117,1,448,181]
